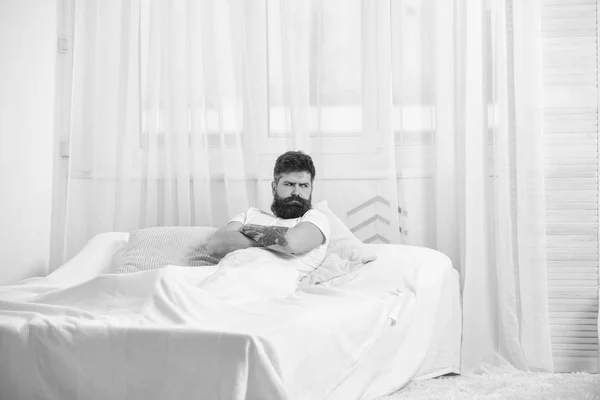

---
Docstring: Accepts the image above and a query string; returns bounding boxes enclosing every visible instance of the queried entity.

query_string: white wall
[0,0,57,284]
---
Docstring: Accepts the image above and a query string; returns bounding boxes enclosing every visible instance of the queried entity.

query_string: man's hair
[273,151,316,183]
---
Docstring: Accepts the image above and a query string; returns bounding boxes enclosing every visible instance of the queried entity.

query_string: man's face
[271,171,313,219]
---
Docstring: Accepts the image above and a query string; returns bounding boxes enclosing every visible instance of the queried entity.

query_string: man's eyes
[284,183,310,188]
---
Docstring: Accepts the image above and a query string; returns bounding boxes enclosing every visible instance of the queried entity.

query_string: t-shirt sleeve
[229,208,250,225]
[301,209,331,245]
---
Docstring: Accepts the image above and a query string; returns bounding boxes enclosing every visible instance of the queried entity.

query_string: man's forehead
[279,171,312,183]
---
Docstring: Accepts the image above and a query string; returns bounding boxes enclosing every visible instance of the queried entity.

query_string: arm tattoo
[240,224,289,249]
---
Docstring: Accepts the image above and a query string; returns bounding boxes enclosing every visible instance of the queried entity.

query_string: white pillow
[313,200,363,251]
[47,232,130,285]
[304,201,376,285]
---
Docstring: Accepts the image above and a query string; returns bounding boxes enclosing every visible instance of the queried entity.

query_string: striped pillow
[117,226,221,274]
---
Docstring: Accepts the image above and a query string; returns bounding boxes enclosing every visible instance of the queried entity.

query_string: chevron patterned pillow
[117,226,221,274]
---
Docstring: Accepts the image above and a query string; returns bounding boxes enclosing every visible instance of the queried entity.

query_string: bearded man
[207,151,330,278]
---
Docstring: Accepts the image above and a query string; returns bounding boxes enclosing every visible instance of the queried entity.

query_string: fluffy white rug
[380,372,600,400]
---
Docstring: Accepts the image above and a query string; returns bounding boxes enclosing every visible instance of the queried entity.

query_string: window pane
[310,0,362,106]
[267,0,363,136]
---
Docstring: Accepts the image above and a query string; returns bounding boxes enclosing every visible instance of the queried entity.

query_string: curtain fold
[62,0,553,374]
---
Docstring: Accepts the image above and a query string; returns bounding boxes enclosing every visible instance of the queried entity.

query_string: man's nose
[291,185,299,194]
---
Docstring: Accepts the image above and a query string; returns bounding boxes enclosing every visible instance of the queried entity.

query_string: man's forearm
[240,224,294,255]
[207,230,262,258]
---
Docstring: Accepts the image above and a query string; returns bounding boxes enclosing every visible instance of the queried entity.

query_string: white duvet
[0,249,400,400]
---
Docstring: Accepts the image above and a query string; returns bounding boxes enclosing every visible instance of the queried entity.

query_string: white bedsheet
[327,244,461,399]
[0,252,400,400]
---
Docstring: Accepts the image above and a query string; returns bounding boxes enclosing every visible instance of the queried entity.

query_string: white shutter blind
[542,0,599,373]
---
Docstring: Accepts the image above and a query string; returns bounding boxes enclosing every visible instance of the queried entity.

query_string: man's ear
[271,181,276,194]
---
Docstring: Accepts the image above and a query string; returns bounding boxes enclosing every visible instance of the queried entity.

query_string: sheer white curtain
[428,0,553,373]
[62,0,552,373]
[65,0,259,257]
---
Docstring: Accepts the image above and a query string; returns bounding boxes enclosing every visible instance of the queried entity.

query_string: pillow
[47,232,130,285]
[312,200,363,250]
[117,227,221,274]
[304,201,376,286]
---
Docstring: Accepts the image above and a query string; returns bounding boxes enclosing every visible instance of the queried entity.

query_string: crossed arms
[207,221,325,259]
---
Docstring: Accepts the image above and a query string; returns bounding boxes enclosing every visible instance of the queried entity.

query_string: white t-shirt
[229,207,330,277]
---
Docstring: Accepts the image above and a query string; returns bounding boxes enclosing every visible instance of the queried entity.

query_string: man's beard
[271,193,312,219]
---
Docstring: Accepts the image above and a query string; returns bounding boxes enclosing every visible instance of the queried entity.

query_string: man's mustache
[283,195,308,205]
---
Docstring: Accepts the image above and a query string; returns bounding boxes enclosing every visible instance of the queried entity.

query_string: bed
[0,205,461,400]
